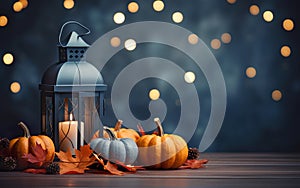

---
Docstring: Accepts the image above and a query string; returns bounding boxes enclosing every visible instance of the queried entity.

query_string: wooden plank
[0,153,299,187]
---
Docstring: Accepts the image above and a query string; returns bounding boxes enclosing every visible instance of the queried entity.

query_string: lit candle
[59,114,84,154]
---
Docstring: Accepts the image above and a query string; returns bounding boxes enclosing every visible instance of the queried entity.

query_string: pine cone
[0,156,17,171]
[46,162,60,174]
[187,147,200,160]
[0,138,10,157]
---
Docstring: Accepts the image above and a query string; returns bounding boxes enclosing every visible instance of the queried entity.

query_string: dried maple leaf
[56,145,96,174]
[23,168,47,174]
[180,159,209,169]
[104,161,124,175]
[22,142,47,168]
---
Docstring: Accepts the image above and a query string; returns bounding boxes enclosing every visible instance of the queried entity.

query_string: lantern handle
[58,20,91,47]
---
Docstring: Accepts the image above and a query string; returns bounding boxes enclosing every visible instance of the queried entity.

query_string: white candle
[59,114,84,155]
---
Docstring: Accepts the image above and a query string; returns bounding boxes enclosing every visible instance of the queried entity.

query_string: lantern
[39,21,107,152]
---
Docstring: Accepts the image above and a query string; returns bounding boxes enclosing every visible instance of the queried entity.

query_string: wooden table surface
[1,153,300,187]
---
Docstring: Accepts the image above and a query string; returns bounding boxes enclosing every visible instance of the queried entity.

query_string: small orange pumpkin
[136,118,188,169]
[103,120,140,142]
[9,122,55,170]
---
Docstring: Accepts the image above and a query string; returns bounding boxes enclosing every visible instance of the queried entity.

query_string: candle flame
[70,113,73,121]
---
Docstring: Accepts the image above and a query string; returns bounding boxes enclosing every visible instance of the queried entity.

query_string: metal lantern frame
[39,21,107,151]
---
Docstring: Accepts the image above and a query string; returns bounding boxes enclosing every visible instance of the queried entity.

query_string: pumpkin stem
[154,118,164,137]
[18,122,31,138]
[114,120,123,131]
[103,126,117,140]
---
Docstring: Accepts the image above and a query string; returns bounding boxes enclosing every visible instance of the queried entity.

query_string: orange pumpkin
[136,118,188,169]
[103,120,140,142]
[9,122,55,170]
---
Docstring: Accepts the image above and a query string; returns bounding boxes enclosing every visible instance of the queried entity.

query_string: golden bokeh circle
[263,10,274,22]
[63,0,75,10]
[13,2,23,12]
[124,39,137,51]
[0,16,8,27]
[149,89,160,100]
[172,12,184,23]
[221,33,232,44]
[19,0,28,9]
[211,39,221,50]
[184,72,196,83]
[153,0,164,12]
[272,90,282,101]
[188,34,199,45]
[128,2,139,13]
[249,5,260,16]
[113,12,126,24]
[3,53,14,65]
[227,0,236,4]
[283,19,294,31]
[10,82,21,93]
[246,67,256,78]
[110,37,121,47]
[280,46,291,57]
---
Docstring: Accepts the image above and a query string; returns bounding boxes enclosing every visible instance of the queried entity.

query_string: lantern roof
[39,61,106,92]
[60,31,90,47]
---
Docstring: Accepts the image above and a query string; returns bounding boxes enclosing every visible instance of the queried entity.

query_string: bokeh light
[283,19,294,31]
[124,39,136,51]
[149,89,160,100]
[221,33,232,44]
[184,71,196,83]
[263,10,274,22]
[211,39,221,50]
[3,53,14,65]
[246,67,256,78]
[272,90,282,101]
[0,16,8,27]
[10,82,21,93]
[188,34,199,45]
[153,0,164,12]
[13,1,23,12]
[113,12,125,24]
[281,45,291,57]
[63,0,75,10]
[172,12,184,23]
[19,0,28,9]
[227,0,236,4]
[249,5,260,16]
[110,37,121,47]
[128,2,139,13]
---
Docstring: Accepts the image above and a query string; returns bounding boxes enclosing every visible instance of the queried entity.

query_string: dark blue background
[0,0,299,152]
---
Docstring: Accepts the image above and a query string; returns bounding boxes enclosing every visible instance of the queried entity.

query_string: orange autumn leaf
[180,159,209,169]
[104,161,124,175]
[55,145,96,174]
